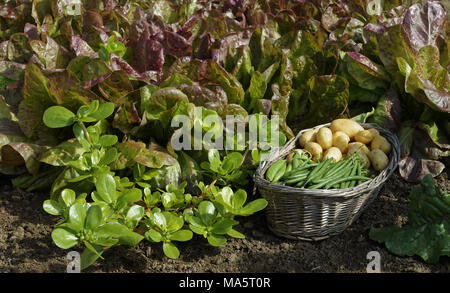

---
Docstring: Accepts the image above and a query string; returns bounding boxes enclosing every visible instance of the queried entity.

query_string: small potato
[332,131,350,153]
[330,119,364,139]
[316,127,333,150]
[299,129,318,147]
[323,147,342,162]
[369,149,389,171]
[371,135,391,154]
[367,128,379,137]
[305,142,323,161]
[355,129,376,144]
[347,142,370,156]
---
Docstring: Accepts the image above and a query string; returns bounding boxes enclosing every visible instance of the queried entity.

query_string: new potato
[369,149,389,171]
[330,119,364,139]
[368,128,379,137]
[299,129,318,147]
[355,129,376,144]
[371,135,391,154]
[316,127,333,149]
[304,142,323,161]
[323,147,342,162]
[332,131,350,153]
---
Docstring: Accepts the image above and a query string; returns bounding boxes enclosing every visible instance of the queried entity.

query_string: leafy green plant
[199,149,250,186]
[39,99,268,268]
[91,173,143,214]
[42,101,120,196]
[144,211,193,259]
[43,189,87,218]
[370,174,450,263]
[214,187,268,218]
[186,200,239,246]
[51,203,144,260]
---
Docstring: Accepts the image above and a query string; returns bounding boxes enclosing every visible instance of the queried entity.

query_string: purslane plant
[42,102,268,268]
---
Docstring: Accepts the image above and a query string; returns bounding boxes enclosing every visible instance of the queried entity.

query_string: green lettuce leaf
[370,174,450,264]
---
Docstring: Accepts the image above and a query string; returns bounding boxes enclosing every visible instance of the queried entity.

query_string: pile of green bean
[265,152,372,189]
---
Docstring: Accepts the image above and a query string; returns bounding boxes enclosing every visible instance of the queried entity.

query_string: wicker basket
[254,123,400,241]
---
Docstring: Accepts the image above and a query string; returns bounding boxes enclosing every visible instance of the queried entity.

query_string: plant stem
[79,122,93,145]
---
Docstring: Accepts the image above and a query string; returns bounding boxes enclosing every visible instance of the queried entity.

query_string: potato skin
[299,129,318,147]
[323,147,342,162]
[367,128,380,137]
[355,129,376,144]
[332,131,350,153]
[347,142,370,156]
[371,135,391,154]
[330,119,364,139]
[316,127,333,150]
[305,142,323,161]
[369,149,389,171]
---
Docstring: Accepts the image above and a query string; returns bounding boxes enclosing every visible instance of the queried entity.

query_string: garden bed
[1,171,448,273]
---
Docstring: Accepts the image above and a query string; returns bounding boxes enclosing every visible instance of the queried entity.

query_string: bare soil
[0,171,448,273]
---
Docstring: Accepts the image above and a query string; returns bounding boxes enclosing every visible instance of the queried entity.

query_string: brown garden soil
[0,170,449,273]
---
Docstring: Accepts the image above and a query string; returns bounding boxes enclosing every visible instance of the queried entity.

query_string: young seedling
[144,211,193,259]
[43,188,87,220]
[51,203,144,258]
[199,149,250,186]
[186,201,238,246]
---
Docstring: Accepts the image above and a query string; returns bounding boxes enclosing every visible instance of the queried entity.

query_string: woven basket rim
[254,122,400,199]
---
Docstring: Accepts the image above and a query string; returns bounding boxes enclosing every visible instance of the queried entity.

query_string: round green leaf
[210,219,233,235]
[231,189,247,210]
[163,242,180,259]
[239,199,268,216]
[145,229,163,242]
[43,106,76,128]
[198,201,216,226]
[207,234,227,246]
[98,135,118,147]
[69,203,87,231]
[60,189,76,207]
[168,230,193,242]
[95,173,116,203]
[152,212,167,231]
[43,200,63,216]
[189,224,207,235]
[165,212,184,232]
[87,100,100,114]
[99,148,118,166]
[52,227,79,249]
[126,205,144,222]
[88,102,115,121]
[85,205,103,230]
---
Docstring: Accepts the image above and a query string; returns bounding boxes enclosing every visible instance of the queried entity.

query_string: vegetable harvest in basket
[266,119,392,189]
